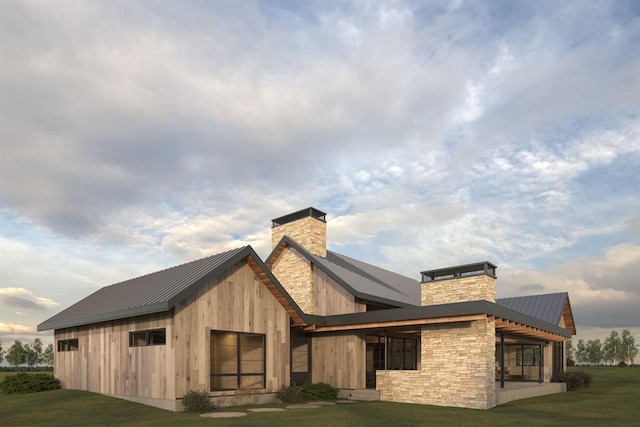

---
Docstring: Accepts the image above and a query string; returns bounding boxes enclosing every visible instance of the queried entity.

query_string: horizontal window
[129,328,166,347]
[57,338,79,352]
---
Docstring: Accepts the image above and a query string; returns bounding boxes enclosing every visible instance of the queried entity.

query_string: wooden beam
[309,314,487,333]
[245,256,306,326]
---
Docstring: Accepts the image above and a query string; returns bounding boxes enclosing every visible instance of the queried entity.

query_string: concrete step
[337,389,380,401]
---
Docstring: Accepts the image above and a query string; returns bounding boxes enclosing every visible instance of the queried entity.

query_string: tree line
[0,339,54,368]
[567,329,638,366]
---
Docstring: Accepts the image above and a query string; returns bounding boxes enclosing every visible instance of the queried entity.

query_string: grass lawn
[1,367,638,426]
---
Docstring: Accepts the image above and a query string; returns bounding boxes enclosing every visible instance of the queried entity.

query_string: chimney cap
[420,261,497,283]
[272,207,327,227]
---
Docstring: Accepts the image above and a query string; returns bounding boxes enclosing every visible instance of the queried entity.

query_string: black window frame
[129,328,166,347]
[210,330,266,391]
[57,338,79,352]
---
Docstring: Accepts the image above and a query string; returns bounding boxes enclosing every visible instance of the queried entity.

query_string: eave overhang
[302,300,572,341]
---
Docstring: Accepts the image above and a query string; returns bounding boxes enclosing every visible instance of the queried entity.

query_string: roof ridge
[497,291,568,300]
[327,250,417,283]
[104,246,248,289]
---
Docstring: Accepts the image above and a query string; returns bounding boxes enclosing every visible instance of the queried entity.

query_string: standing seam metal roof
[496,292,568,326]
[268,236,419,307]
[37,246,288,331]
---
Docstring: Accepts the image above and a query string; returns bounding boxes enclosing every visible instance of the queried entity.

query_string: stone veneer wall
[270,247,314,313]
[271,216,327,257]
[421,274,496,305]
[377,318,496,410]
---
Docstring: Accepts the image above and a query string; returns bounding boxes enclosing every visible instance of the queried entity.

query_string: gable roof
[267,236,419,308]
[497,292,576,335]
[38,246,306,331]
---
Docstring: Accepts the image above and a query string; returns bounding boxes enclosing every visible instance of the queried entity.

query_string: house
[38,207,576,411]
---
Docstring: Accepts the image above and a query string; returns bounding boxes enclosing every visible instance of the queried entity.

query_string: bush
[552,370,593,391]
[299,382,338,401]
[276,384,305,403]
[182,390,211,413]
[0,366,54,372]
[0,372,60,394]
[617,361,628,367]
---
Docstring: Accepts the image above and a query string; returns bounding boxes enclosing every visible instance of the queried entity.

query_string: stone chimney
[420,262,497,306]
[271,207,327,257]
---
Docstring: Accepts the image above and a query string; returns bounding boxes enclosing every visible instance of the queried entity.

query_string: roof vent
[271,207,326,227]
[420,261,497,283]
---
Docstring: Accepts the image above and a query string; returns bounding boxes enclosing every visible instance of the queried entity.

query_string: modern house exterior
[38,207,576,411]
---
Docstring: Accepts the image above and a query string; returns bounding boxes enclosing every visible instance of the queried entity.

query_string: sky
[1,0,639,349]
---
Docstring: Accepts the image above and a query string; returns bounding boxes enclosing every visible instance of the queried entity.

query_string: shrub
[299,382,338,401]
[182,390,211,413]
[617,361,628,367]
[552,370,593,391]
[0,372,60,394]
[276,384,305,403]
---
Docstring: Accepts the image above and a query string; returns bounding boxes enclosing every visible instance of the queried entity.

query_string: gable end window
[210,331,266,391]
[129,328,166,347]
[57,338,79,352]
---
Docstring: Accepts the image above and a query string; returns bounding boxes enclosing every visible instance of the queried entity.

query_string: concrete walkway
[200,400,354,418]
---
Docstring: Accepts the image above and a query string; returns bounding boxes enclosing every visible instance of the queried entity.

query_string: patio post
[539,343,543,383]
[500,333,505,388]
[384,330,388,370]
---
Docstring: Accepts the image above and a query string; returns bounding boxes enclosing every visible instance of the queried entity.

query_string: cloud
[498,243,640,334]
[0,288,58,312]
[0,1,638,346]
[0,323,35,335]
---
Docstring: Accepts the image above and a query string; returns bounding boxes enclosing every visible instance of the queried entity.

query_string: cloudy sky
[1,0,639,349]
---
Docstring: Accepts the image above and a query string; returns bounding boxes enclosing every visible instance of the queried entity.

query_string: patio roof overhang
[302,300,571,342]
[492,316,569,341]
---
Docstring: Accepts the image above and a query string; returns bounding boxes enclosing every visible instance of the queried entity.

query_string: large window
[210,331,265,391]
[57,338,78,352]
[129,328,166,347]
[516,347,541,366]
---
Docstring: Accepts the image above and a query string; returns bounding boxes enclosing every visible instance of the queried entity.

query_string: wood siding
[173,261,290,397]
[54,312,174,400]
[312,331,365,389]
[313,267,366,316]
[54,260,291,404]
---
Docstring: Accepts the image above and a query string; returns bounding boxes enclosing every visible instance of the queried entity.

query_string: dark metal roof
[272,207,327,227]
[305,299,572,338]
[268,236,419,307]
[496,292,568,326]
[38,246,305,331]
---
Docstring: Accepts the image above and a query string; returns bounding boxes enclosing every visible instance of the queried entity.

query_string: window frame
[129,328,167,347]
[210,330,266,391]
[57,338,79,352]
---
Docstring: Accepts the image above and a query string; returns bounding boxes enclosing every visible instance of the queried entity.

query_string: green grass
[1,367,638,426]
